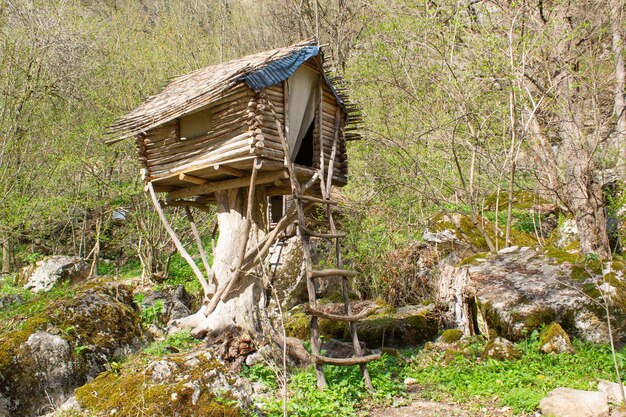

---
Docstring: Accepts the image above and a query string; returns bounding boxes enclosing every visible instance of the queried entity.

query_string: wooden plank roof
[106,39,362,144]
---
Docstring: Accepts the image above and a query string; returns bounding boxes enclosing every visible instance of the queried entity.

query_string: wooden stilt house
[106,38,360,202]
[107,39,379,391]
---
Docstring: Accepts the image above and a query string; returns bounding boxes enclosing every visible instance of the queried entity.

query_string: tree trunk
[564,150,612,258]
[178,186,268,336]
[1,235,11,274]
[610,0,626,179]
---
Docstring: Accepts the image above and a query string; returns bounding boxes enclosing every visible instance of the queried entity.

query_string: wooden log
[312,353,382,366]
[146,128,250,158]
[164,199,213,213]
[148,138,254,171]
[166,170,288,200]
[310,269,358,278]
[147,137,254,169]
[150,154,258,182]
[213,165,245,177]
[302,304,373,322]
[179,173,208,185]
[148,132,253,162]
[150,147,255,178]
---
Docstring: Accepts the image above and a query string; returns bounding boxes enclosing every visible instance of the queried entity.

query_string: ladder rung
[303,304,372,322]
[312,353,382,366]
[294,195,338,205]
[299,226,346,239]
[310,269,358,278]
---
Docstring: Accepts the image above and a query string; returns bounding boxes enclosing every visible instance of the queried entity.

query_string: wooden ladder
[291,171,381,391]
[263,91,380,391]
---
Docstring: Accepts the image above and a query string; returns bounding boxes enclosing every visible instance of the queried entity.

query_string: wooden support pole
[147,182,211,298]
[184,206,217,291]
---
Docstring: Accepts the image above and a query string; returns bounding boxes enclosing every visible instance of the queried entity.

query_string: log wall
[137,64,349,188]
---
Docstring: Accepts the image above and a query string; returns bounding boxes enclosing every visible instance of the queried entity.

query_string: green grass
[405,337,625,413]
[243,335,625,416]
[0,279,76,333]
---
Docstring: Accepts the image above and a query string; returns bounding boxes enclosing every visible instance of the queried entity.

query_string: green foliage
[405,338,625,413]
[245,336,625,416]
[253,353,406,416]
[142,330,201,357]
[134,293,165,325]
[241,363,279,390]
[0,280,75,333]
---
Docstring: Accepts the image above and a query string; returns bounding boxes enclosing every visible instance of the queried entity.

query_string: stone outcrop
[539,387,609,417]
[20,256,90,292]
[0,281,149,417]
[436,247,624,343]
[139,284,200,337]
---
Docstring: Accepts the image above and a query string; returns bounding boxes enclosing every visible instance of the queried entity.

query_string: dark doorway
[269,196,284,225]
[293,121,315,167]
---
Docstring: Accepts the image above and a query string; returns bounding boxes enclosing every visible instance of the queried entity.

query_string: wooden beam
[147,183,211,299]
[214,165,246,177]
[167,170,288,200]
[179,173,208,185]
[312,353,381,366]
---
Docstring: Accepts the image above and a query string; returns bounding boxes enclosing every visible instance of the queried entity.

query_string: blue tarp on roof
[244,45,320,90]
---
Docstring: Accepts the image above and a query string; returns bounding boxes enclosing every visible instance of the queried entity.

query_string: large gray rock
[437,247,621,343]
[0,281,150,417]
[267,237,308,310]
[539,387,609,417]
[21,256,90,292]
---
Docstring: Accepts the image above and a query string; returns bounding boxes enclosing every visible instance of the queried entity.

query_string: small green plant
[74,345,89,355]
[23,252,44,266]
[142,330,201,356]
[141,300,165,325]
[241,363,279,390]
[134,292,165,325]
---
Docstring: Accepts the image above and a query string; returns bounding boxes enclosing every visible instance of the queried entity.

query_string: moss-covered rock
[0,279,149,417]
[439,329,464,343]
[426,212,537,253]
[287,301,442,348]
[539,323,575,354]
[75,348,250,417]
[482,337,522,361]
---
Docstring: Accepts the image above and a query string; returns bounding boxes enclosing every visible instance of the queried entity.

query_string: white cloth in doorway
[286,65,320,159]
